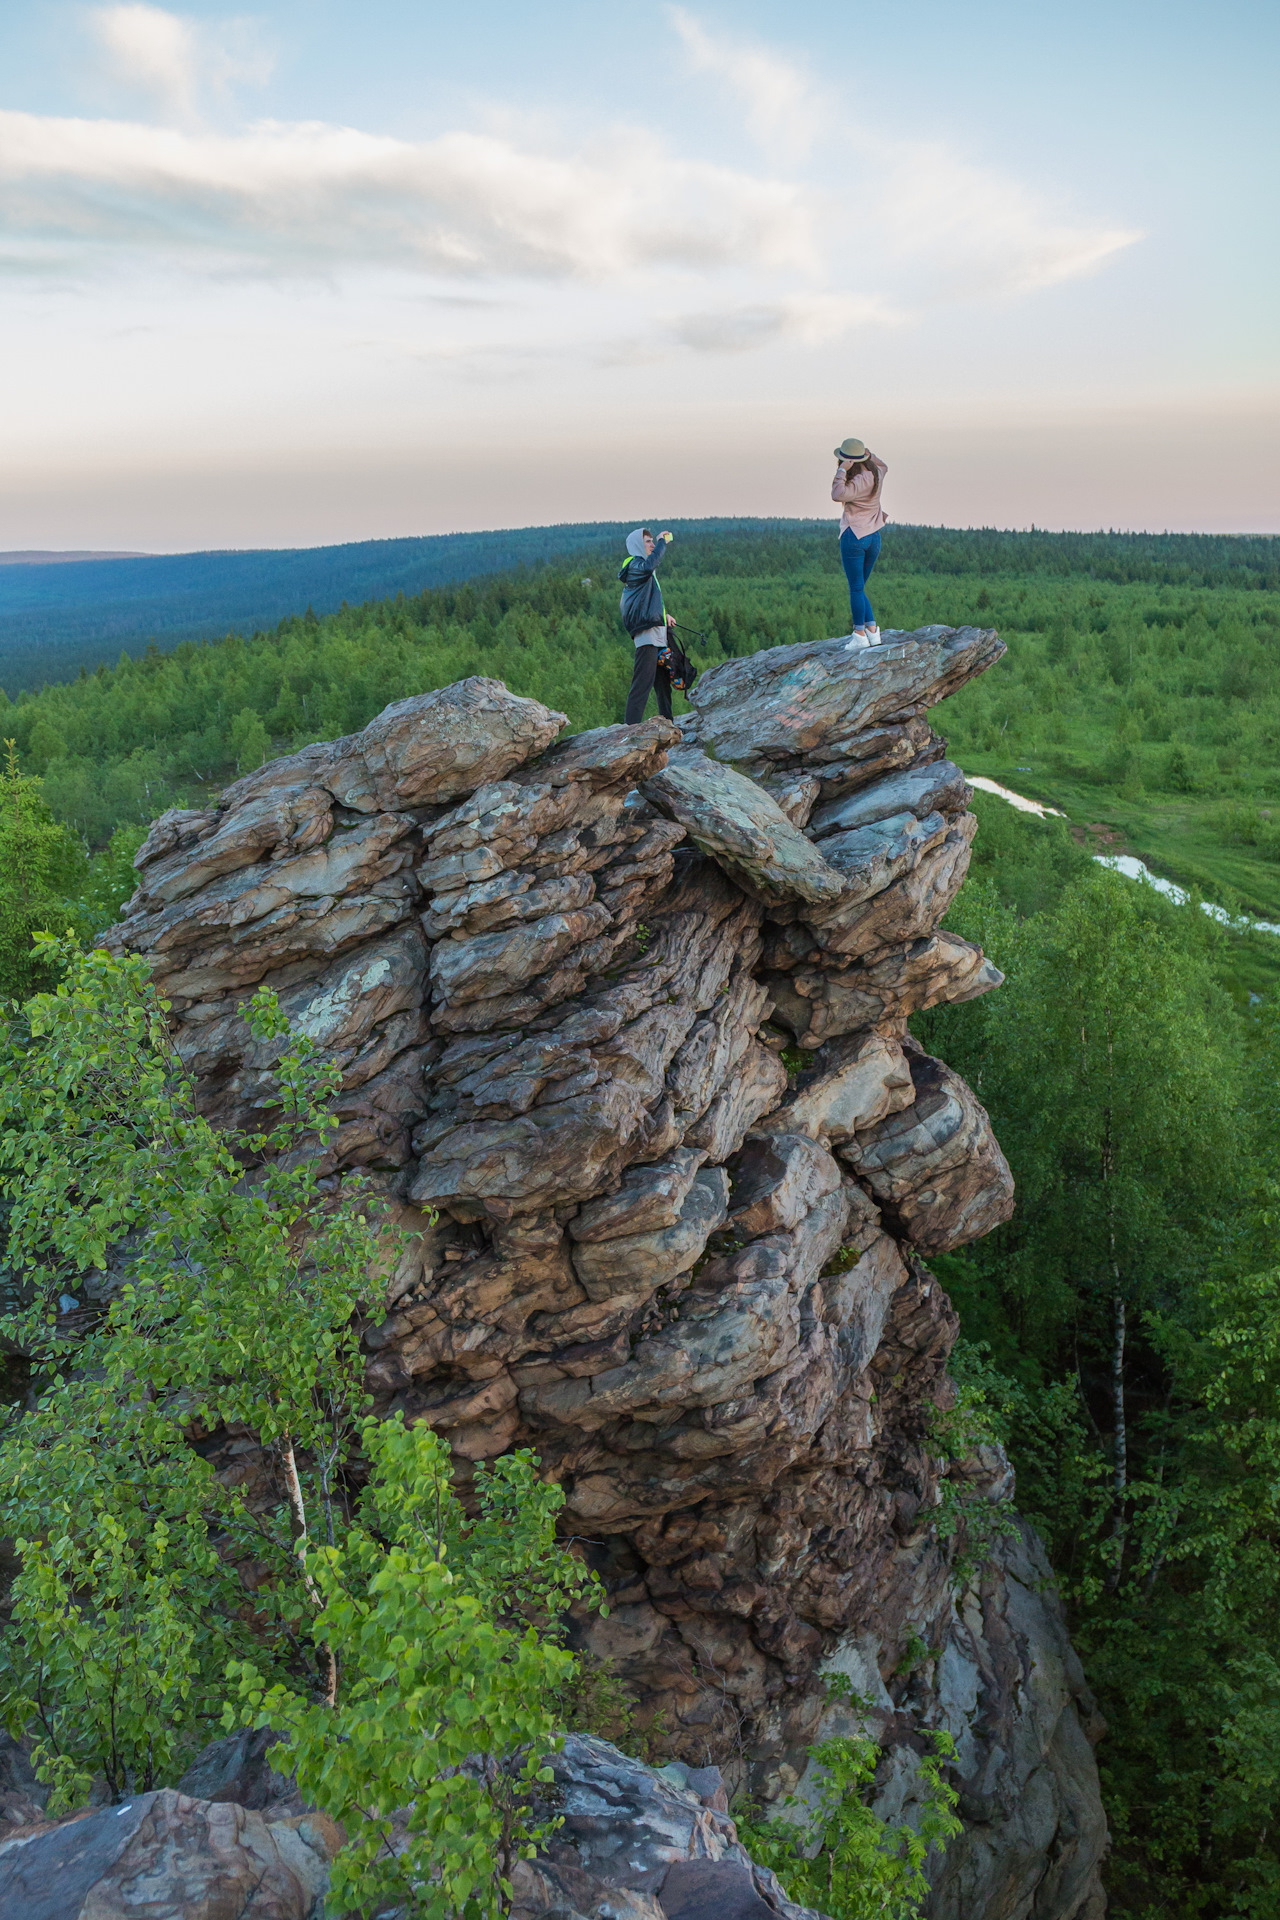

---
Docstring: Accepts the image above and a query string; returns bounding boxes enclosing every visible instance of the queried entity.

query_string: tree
[230,1416,594,1920]
[0,939,390,1790]
[0,742,88,999]
[0,939,602,1920]
[736,1681,961,1920]
[918,864,1280,1914]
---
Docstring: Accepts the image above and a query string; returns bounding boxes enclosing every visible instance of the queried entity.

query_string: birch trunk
[280,1437,338,1709]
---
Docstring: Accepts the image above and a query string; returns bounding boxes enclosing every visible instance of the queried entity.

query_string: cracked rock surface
[104,631,1103,1920]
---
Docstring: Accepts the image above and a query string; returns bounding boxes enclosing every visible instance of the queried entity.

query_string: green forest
[2,521,1280,1918]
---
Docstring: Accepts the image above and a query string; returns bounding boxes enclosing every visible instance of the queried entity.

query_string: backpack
[656,637,698,693]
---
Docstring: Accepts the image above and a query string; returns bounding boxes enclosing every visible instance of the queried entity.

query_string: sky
[0,0,1276,551]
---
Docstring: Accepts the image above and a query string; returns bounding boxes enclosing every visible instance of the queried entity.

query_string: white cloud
[669,8,1139,300]
[0,110,818,281]
[668,6,824,161]
[667,290,902,355]
[91,5,273,121]
[873,137,1141,297]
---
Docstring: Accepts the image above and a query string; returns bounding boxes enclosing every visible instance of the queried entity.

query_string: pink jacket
[831,455,888,537]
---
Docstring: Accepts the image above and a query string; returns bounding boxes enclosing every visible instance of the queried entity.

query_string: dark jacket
[618,542,669,638]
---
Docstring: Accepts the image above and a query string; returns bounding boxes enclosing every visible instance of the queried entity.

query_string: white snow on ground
[968,776,1280,941]
[1093,853,1280,938]
[968,775,1066,819]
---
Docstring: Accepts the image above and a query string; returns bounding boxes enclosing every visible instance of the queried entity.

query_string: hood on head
[625,528,648,558]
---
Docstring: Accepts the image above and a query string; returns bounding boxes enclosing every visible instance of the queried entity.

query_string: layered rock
[0,1732,822,1920]
[0,1788,341,1920]
[102,628,1102,1918]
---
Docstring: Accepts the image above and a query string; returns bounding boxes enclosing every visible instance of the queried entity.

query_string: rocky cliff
[102,627,1107,1918]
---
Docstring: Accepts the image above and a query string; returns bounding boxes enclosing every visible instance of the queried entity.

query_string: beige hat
[834,436,871,460]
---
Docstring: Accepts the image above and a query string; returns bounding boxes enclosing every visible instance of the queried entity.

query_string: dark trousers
[840,527,882,628]
[625,645,673,724]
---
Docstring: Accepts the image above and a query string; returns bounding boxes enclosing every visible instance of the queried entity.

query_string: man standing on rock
[619,526,675,723]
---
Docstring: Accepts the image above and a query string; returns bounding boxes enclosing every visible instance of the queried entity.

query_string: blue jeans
[840,528,881,629]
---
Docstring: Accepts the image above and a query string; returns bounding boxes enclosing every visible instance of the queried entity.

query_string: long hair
[844,452,883,501]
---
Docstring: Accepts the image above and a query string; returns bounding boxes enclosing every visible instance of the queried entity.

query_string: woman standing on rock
[832,436,888,647]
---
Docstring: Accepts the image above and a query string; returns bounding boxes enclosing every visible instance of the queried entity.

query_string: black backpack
[656,635,698,693]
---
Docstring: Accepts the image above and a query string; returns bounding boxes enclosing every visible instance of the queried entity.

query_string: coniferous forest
[2,521,1280,1918]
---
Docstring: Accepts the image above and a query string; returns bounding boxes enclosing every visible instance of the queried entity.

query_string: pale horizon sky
[1,0,1276,552]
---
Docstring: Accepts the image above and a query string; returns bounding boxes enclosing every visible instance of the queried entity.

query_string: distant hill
[0,523,688,693]
[0,551,148,566]
[2,519,1276,699]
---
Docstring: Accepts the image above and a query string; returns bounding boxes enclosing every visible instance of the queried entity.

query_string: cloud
[667,290,902,354]
[91,5,274,120]
[669,8,1139,299]
[873,138,1141,298]
[667,6,824,160]
[0,111,818,281]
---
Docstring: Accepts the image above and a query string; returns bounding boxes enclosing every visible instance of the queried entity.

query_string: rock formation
[0,1731,823,1920]
[101,627,1107,1918]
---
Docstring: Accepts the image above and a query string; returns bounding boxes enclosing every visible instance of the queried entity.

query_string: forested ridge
[8,521,1280,940]
[2,521,1280,1916]
[3,519,1274,701]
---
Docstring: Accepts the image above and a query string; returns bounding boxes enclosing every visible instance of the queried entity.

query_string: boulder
[644,752,847,907]
[0,1790,340,1920]
[513,1734,825,1920]
[685,628,1005,771]
[840,1047,1015,1254]
[86,635,1106,1918]
[322,676,568,810]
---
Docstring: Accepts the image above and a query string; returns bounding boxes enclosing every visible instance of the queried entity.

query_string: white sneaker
[843,630,870,651]
[864,624,882,643]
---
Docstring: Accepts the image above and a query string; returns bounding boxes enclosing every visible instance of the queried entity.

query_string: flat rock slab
[644,752,847,907]
[519,717,680,790]
[813,810,951,908]
[686,628,1005,769]
[808,759,969,839]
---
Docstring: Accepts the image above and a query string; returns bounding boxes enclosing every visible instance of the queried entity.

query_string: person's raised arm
[629,531,673,579]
